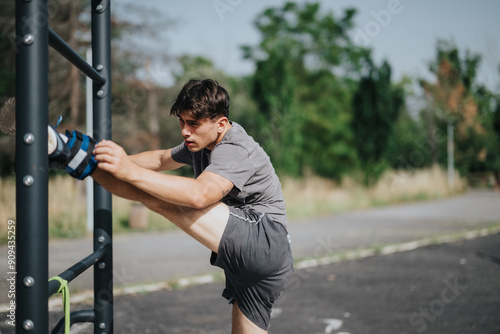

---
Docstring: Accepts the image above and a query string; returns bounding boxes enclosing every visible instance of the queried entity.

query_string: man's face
[178,112,220,152]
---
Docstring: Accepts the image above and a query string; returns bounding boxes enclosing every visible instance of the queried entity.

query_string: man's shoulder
[226,122,247,138]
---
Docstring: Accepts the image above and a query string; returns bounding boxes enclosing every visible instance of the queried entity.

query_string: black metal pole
[15,0,49,333]
[91,0,113,333]
[48,247,107,297]
[48,28,106,86]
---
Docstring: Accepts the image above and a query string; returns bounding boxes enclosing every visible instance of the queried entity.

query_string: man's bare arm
[94,140,233,209]
[130,149,184,171]
[126,169,233,209]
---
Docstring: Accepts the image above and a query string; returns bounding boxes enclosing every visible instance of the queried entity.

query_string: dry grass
[0,177,16,242]
[282,165,466,219]
[0,165,466,242]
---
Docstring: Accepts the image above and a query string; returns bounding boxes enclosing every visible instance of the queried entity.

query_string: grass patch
[283,165,466,220]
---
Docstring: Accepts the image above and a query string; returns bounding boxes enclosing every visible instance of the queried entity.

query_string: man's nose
[181,125,191,137]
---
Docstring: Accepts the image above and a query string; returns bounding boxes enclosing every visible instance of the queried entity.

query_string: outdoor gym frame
[15,0,113,333]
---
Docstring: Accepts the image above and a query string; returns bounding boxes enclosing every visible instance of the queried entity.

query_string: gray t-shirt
[171,122,287,228]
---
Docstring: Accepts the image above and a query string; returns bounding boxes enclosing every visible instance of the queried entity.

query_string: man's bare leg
[140,192,229,253]
[92,169,147,202]
[232,303,267,334]
[92,169,228,253]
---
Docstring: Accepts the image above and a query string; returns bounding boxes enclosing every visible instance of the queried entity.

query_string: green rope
[49,276,70,334]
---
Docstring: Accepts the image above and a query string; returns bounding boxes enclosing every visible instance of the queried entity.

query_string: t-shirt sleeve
[204,143,254,191]
[171,142,193,165]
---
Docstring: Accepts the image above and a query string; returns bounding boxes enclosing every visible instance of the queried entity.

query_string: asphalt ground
[39,231,500,334]
[2,190,499,301]
[1,190,499,333]
[1,230,498,333]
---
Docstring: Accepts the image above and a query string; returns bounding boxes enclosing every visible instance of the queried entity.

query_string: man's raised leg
[140,192,229,253]
[92,169,229,253]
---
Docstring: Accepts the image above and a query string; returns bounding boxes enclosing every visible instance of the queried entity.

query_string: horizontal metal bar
[48,247,107,297]
[51,309,96,334]
[48,28,106,86]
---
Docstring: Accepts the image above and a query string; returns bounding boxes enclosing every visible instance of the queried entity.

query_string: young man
[53,79,293,333]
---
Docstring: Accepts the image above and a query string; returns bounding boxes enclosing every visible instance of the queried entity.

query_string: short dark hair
[170,79,230,120]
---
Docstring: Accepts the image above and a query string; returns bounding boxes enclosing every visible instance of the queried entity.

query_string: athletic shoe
[48,126,98,180]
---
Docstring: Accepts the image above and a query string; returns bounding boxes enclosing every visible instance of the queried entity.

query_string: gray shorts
[210,207,294,330]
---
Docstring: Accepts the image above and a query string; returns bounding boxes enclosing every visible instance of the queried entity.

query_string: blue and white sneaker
[48,125,98,180]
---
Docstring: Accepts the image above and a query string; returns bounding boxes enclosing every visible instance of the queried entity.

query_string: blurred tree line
[1,1,499,186]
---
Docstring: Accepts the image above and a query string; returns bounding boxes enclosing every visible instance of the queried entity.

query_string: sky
[119,0,500,90]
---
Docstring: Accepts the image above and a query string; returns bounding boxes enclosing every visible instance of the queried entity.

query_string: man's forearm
[92,140,196,205]
[92,169,151,202]
[130,148,183,171]
[129,150,167,171]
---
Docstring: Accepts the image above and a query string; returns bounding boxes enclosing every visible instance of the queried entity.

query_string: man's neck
[207,122,232,151]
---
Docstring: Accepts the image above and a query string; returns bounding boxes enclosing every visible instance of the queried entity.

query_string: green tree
[492,92,500,185]
[351,60,405,185]
[242,2,369,178]
[385,110,430,172]
[0,1,16,176]
[0,1,15,99]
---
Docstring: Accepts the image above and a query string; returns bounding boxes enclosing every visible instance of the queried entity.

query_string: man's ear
[217,117,229,133]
